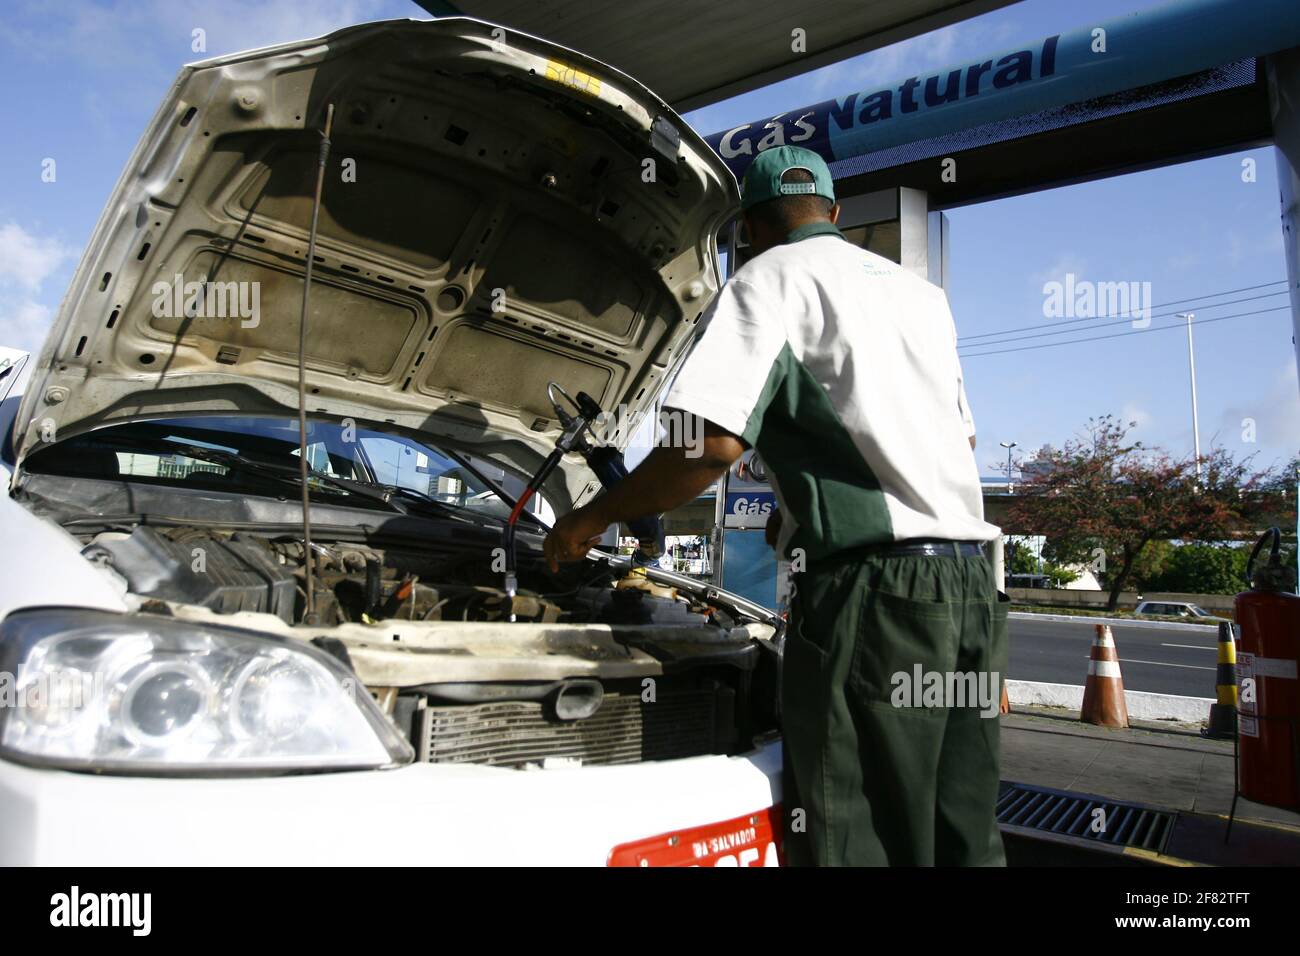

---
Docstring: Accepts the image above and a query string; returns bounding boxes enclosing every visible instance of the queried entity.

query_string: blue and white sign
[724,490,777,529]
[705,0,1300,181]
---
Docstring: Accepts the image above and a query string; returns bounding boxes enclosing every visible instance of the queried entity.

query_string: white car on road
[0,18,783,866]
[1133,601,1230,624]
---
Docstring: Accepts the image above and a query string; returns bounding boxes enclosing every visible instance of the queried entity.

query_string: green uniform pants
[781,550,1009,866]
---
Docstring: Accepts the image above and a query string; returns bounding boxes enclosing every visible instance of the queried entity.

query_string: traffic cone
[1000,683,1010,714]
[1080,623,1128,728]
[1203,621,1238,738]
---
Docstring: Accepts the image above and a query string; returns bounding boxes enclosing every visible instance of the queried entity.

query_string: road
[1008,614,1221,697]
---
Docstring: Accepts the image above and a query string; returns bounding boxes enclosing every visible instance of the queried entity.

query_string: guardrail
[1005,587,1236,613]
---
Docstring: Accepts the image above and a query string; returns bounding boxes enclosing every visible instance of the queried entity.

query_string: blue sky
[2,0,1296,477]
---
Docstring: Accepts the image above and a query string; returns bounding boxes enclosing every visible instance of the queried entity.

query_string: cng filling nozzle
[501,383,665,618]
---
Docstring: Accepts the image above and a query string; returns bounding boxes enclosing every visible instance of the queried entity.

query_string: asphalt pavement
[1008,614,1221,697]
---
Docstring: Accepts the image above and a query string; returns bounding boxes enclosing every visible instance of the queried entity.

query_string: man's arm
[543,419,746,572]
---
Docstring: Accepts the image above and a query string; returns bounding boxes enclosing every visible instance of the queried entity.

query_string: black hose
[1245,526,1281,586]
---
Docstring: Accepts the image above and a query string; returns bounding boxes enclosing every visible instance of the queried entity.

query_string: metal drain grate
[996,783,1175,853]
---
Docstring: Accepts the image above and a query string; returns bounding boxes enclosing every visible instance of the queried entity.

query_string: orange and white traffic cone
[1080,623,1128,728]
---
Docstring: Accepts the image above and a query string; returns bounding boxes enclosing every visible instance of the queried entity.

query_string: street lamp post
[1176,311,1202,482]
[1000,440,1017,494]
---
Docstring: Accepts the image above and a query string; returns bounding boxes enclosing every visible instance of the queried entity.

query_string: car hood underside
[14,17,737,509]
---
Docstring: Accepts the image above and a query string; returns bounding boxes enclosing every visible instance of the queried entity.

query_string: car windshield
[24,415,521,522]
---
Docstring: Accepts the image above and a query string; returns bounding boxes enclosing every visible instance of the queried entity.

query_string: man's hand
[541,416,746,574]
[543,504,609,573]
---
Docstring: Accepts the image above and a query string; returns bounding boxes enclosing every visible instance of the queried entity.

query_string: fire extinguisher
[1234,527,1300,811]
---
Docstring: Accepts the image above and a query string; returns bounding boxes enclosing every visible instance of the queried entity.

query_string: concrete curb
[1006,679,1214,723]
[1009,611,1219,632]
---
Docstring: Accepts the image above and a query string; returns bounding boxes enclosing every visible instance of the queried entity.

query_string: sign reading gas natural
[710,35,1057,176]
[704,0,1300,180]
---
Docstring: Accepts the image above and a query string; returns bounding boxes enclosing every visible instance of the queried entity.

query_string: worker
[543,145,1006,867]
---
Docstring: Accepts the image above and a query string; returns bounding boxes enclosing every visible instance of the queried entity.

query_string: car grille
[413,688,732,768]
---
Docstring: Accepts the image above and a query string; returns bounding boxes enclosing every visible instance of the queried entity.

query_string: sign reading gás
[725,491,776,529]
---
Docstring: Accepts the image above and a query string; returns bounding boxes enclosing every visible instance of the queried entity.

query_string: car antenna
[296,102,334,625]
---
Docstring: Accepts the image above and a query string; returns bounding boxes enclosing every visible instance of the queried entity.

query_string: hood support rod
[296,103,334,624]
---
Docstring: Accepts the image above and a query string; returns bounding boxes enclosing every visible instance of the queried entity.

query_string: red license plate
[608,806,783,867]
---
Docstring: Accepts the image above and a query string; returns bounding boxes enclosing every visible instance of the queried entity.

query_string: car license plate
[607,806,782,867]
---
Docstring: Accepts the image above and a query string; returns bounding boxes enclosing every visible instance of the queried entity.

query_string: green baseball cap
[740,145,835,211]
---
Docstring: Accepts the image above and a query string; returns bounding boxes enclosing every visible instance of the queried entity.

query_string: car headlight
[0,609,412,773]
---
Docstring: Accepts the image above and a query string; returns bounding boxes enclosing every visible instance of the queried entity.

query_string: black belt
[822,539,986,562]
[885,539,985,558]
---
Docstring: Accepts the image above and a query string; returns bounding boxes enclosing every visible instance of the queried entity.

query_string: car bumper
[0,739,782,865]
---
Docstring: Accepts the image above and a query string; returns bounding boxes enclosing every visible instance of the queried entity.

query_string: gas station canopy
[414,0,1019,111]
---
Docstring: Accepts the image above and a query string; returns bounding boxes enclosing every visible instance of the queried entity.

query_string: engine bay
[72,523,782,768]
[82,524,733,630]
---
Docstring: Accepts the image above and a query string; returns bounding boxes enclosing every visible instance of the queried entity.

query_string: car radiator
[411,686,737,768]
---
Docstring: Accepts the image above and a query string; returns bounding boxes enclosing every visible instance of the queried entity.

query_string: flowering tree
[1008,416,1271,610]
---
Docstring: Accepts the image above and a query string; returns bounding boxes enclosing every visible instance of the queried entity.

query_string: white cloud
[0,221,75,354]
[1222,226,1284,268]
[0,0,400,67]
[806,16,1021,97]
[158,0,401,58]
[0,222,73,292]
[0,298,55,356]
[1218,360,1300,464]
[1165,249,1201,272]
[1031,253,1088,289]
[1120,402,1154,431]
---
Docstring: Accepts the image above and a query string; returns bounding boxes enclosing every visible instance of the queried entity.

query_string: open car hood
[14,18,738,509]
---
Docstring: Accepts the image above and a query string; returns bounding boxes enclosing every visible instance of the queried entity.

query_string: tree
[1005,536,1039,575]
[1262,453,1299,532]
[1147,544,1249,595]
[1006,415,1271,610]
[1128,538,1173,590]
[1043,563,1079,588]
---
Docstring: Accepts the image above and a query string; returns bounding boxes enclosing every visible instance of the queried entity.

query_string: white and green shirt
[664,223,999,562]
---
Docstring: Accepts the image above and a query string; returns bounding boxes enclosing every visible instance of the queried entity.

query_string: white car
[1132,601,1229,624]
[0,18,784,866]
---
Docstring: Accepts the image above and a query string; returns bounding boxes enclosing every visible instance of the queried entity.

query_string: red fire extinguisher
[1234,527,1300,811]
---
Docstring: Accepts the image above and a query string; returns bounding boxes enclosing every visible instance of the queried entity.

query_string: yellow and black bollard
[1204,620,1238,738]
